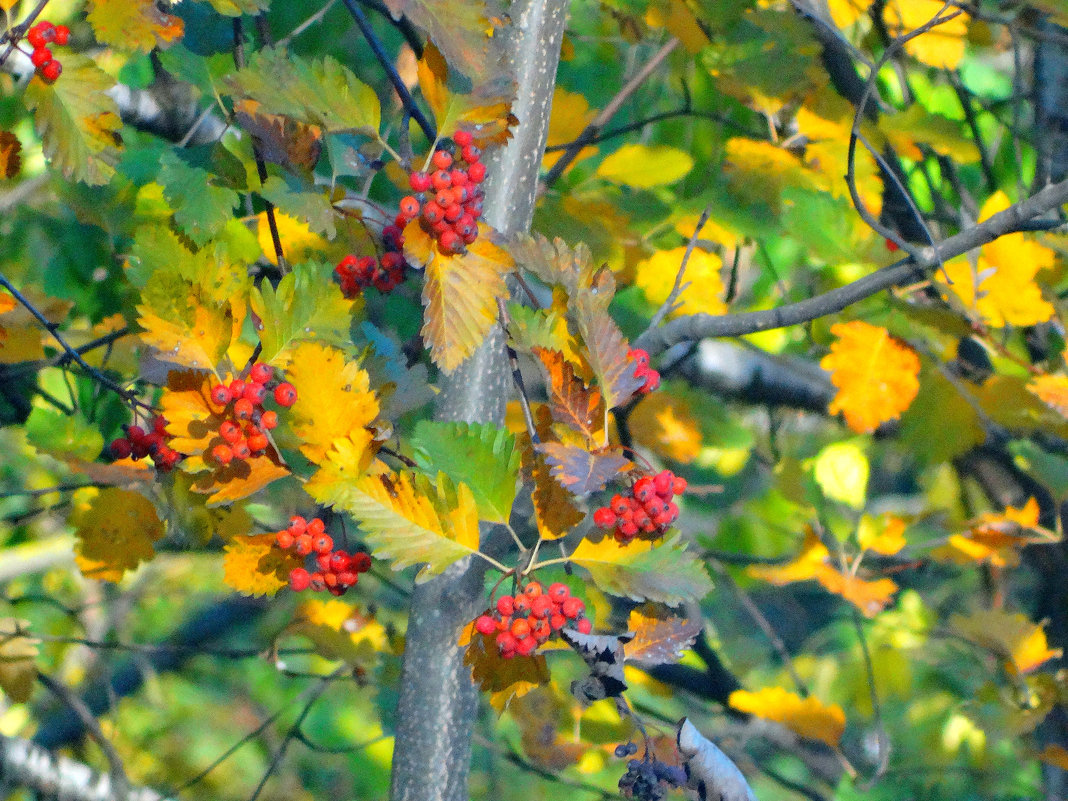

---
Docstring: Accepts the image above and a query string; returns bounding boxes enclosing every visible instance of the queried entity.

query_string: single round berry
[243,383,266,405]
[109,438,132,459]
[274,382,297,407]
[530,595,553,619]
[231,440,251,460]
[475,615,498,636]
[633,477,655,502]
[229,379,246,397]
[276,529,295,549]
[219,420,242,444]
[409,171,432,192]
[288,516,307,535]
[672,476,687,495]
[312,534,333,554]
[329,551,351,572]
[259,410,278,430]
[289,568,311,591]
[31,47,52,68]
[307,518,325,536]
[234,398,254,420]
[497,595,515,616]
[523,581,543,598]
[351,552,372,572]
[432,149,453,170]
[547,582,569,602]
[461,144,482,164]
[250,362,273,384]
[593,507,617,528]
[515,636,539,657]
[211,444,234,465]
[53,25,70,45]
[400,195,420,218]
[438,230,461,253]
[294,534,314,556]
[247,432,269,453]
[561,596,585,619]
[453,130,473,148]
[431,169,452,190]
[467,161,486,183]
[576,618,593,634]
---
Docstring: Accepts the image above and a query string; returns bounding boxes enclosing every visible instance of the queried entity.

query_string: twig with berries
[275,516,372,596]
[24,20,68,83]
[206,362,295,466]
[473,580,591,659]
[592,470,686,544]
[401,133,487,255]
[108,414,183,472]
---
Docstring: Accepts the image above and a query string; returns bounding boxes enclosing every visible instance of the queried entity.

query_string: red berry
[294,534,314,555]
[250,362,273,384]
[219,420,241,444]
[576,618,593,634]
[885,237,899,252]
[643,370,661,392]
[229,379,246,397]
[242,383,266,405]
[232,440,251,460]
[438,230,462,253]
[409,171,432,192]
[672,476,687,495]
[351,552,372,572]
[234,398,254,420]
[337,570,359,587]
[449,169,468,188]
[633,477,655,502]
[511,618,531,638]
[288,515,307,535]
[515,636,538,656]
[289,568,311,591]
[259,410,278,430]
[444,203,463,223]
[549,613,568,630]
[513,595,531,614]
[308,572,327,592]
[432,149,454,170]
[653,470,674,497]
[312,534,333,554]
[127,425,146,441]
[497,595,515,616]
[618,520,639,538]
[461,144,482,164]
[532,620,552,642]
[274,382,297,407]
[276,529,295,549]
[211,444,234,465]
[593,507,617,528]
[109,438,132,459]
[453,130,473,147]
[247,432,269,453]
[39,59,61,83]
[31,47,51,67]
[422,200,443,223]
[530,595,553,619]
[630,348,649,367]
[496,631,517,653]
[53,25,70,45]
[400,195,420,218]
[523,581,543,598]
[467,161,486,183]
[328,551,350,572]
[431,169,452,189]
[561,596,585,619]
[306,518,325,536]
[547,582,569,602]
[475,615,498,636]
[610,495,630,516]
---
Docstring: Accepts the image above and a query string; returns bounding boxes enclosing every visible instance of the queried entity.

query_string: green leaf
[225,48,381,135]
[248,261,357,365]
[259,175,337,238]
[25,403,105,462]
[410,421,520,523]
[570,533,713,605]
[595,144,695,188]
[24,53,122,186]
[157,151,239,246]
[193,0,268,15]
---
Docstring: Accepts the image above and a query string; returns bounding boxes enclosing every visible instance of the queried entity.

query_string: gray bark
[387,3,569,800]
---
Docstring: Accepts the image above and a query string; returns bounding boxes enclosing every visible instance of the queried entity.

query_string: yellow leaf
[137,297,245,371]
[673,212,740,249]
[883,0,969,69]
[0,619,38,703]
[1028,374,1068,418]
[813,441,870,509]
[406,221,513,372]
[729,687,846,747]
[645,0,711,53]
[857,515,907,556]
[747,527,830,585]
[951,609,1063,675]
[932,498,1053,568]
[87,0,184,52]
[596,144,694,188]
[258,211,326,266]
[73,487,164,582]
[0,290,73,364]
[634,247,725,319]
[416,43,515,148]
[542,87,598,171]
[628,392,703,464]
[827,0,867,28]
[296,600,390,667]
[223,533,302,597]
[465,633,550,713]
[284,343,380,466]
[724,138,820,208]
[822,321,920,434]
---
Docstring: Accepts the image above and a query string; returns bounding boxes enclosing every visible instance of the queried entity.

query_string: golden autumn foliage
[729,687,847,747]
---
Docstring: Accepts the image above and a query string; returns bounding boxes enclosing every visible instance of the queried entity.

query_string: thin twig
[277,0,339,47]
[497,298,540,445]
[543,106,763,151]
[0,0,49,66]
[643,206,709,335]
[850,608,890,787]
[542,37,680,188]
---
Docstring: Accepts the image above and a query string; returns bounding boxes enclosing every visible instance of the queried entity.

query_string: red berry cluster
[629,348,660,394]
[26,21,69,84]
[474,580,592,659]
[401,130,486,255]
[592,471,687,544]
[334,249,407,297]
[276,516,372,596]
[206,362,296,466]
[109,414,182,472]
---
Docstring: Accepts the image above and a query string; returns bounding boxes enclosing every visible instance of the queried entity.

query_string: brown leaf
[533,347,604,444]
[234,99,323,172]
[465,632,550,713]
[535,441,630,495]
[0,131,21,179]
[386,0,507,83]
[521,405,585,540]
[624,605,702,667]
[573,289,644,410]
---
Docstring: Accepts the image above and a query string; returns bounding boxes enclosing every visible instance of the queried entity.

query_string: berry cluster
[334,249,407,297]
[26,21,69,84]
[275,516,372,596]
[207,362,296,466]
[109,414,182,472]
[592,471,687,544]
[400,131,486,255]
[474,580,591,659]
[629,348,660,394]
[618,758,686,801]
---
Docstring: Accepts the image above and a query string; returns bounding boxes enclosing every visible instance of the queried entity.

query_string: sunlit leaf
[628,392,703,465]
[882,0,969,69]
[542,87,597,171]
[624,605,702,667]
[815,567,898,618]
[296,600,390,668]
[747,528,830,585]
[532,347,605,445]
[570,533,713,605]
[73,488,165,582]
[416,43,515,146]
[634,247,725,318]
[1027,374,1068,419]
[25,403,105,462]
[596,144,694,188]
[258,211,327,267]
[223,533,302,597]
[729,687,846,747]
[821,321,921,434]
[932,498,1055,568]
[857,515,907,556]
[522,405,586,540]
[951,609,1063,676]
[813,441,869,509]
[87,0,184,52]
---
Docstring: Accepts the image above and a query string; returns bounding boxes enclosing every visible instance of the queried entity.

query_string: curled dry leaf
[675,718,758,801]
[560,627,631,704]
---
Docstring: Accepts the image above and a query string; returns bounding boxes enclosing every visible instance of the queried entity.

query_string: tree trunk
[387,3,569,800]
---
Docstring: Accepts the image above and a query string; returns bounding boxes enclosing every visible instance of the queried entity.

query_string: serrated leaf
[532,347,604,444]
[87,0,184,52]
[24,53,122,185]
[573,288,644,409]
[73,488,164,582]
[389,0,506,83]
[410,421,520,523]
[223,533,302,597]
[523,405,585,540]
[258,176,337,238]
[337,471,481,582]
[596,144,694,188]
[234,100,323,172]
[157,150,240,246]
[249,264,356,365]
[405,221,513,372]
[138,297,245,371]
[510,234,597,297]
[0,619,39,703]
[570,533,713,604]
[624,605,702,666]
[560,627,629,703]
[535,442,630,495]
[729,687,846,747]
[416,43,515,145]
[465,632,550,713]
[225,48,380,135]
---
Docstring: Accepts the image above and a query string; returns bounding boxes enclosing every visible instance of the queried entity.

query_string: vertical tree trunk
[387,3,569,800]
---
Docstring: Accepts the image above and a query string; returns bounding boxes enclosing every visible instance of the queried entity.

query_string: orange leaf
[1028,374,1068,418]
[729,687,846,747]
[932,498,1053,568]
[747,527,829,585]
[464,632,550,713]
[0,131,21,179]
[416,42,515,147]
[821,320,920,433]
[532,347,604,444]
[814,565,898,618]
[1038,745,1068,772]
[628,392,703,465]
[406,221,513,372]
[223,533,302,597]
[857,515,907,556]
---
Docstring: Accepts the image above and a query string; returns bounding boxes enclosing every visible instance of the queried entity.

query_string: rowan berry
[250,362,273,384]
[233,398,254,420]
[576,618,593,634]
[453,130,473,147]
[410,171,432,192]
[242,383,266,405]
[53,25,70,45]
[431,169,452,190]
[229,379,246,397]
[513,595,531,614]
[515,636,538,657]
[422,201,443,223]
[531,595,553,619]
[496,631,517,653]
[247,432,269,453]
[308,572,327,591]
[438,230,462,253]
[532,619,552,642]
[497,595,515,616]
[467,161,486,183]
[289,516,308,535]
[294,534,314,555]
[337,571,359,587]
[476,615,498,636]
[232,440,251,460]
[523,581,543,598]
[432,149,454,170]
[461,144,482,164]
[399,196,420,218]
[593,507,617,528]
[312,534,333,554]
[561,596,585,619]
[329,551,350,572]
[550,613,568,631]
[27,22,54,48]
[276,529,295,549]
[351,552,372,572]
[547,582,569,602]
[109,438,132,459]
[289,568,311,591]
[31,47,51,67]
[672,476,687,495]
[511,618,531,638]
[211,444,234,465]
[259,410,278,430]
[274,382,297,407]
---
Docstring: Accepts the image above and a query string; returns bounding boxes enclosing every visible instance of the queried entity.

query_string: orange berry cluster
[26,21,69,84]
[629,348,660,394]
[401,130,486,255]
[474,580,591,659]
[207,362,295,466]
[275,516,372,596]
[109,414,182,472]
[592,471,686,544]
